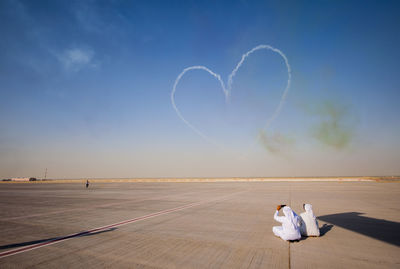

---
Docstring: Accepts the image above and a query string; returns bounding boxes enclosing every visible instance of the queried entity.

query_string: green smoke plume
[310,100,355,149]
[259,130,294,154]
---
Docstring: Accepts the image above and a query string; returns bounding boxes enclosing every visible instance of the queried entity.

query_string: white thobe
[272,207,301,241]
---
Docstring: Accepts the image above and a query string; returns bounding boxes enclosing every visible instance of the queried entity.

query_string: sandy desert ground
[0,180,399,268]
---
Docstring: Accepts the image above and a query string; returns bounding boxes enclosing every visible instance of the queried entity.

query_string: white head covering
[282,206,299,229]
[304,204,315,218]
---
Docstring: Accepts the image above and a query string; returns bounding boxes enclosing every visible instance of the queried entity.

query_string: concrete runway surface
[0,181,399,268]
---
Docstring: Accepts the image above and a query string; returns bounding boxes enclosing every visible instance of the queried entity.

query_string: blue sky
[0,0,399,178]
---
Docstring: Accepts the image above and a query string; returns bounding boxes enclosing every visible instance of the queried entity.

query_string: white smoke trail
[171,66,227,146]
[228,45,291,131]
[171,45,291,151]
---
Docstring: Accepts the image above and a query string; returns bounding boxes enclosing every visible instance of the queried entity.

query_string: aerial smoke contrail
[171,44,291,150]
[228,45,291,131]
[171,66,227,146]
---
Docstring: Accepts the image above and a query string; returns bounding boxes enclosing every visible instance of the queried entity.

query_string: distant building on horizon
[11,177,37,182]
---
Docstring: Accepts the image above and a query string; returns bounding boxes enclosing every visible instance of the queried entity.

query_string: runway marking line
[0,191,245,259]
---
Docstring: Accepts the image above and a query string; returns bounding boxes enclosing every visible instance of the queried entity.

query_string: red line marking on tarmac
[0,191,244,259]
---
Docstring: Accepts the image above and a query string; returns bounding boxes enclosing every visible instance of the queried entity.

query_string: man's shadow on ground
[319,223,333,236]
[0,227,117,250]
[318,212,400,247]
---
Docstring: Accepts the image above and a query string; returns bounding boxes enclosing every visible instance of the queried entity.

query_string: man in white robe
[273,205,301,241]
[300,204,320,237]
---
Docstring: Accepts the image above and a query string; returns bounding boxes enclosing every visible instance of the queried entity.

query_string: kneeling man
[273,205,301,241]
[300,204,320,237]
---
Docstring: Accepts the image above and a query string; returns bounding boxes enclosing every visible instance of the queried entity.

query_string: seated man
[300,204,320,237]
[273,205,301,241]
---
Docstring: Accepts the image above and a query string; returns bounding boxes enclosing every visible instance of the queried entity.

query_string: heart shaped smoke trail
[171,44,291,149]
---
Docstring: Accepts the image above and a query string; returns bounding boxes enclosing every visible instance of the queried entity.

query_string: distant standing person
[273,205,301,241]
[299,204,320,237]
[86,180,89,188]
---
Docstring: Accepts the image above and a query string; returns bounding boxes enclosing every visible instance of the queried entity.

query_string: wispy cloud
[57,48,97,72]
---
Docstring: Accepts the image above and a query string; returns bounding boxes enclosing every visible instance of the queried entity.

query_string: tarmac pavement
[0,181,399,268]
